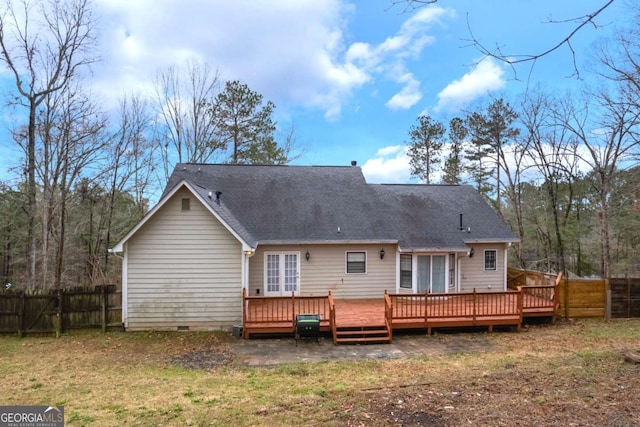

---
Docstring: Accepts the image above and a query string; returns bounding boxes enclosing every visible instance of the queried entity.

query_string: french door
[417,255,446,293]
[264,252,300,296]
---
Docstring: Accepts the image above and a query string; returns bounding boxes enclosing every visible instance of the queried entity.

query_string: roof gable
[109,180,251,253]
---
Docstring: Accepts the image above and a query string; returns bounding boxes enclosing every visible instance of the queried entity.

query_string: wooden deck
[242,283,559,344]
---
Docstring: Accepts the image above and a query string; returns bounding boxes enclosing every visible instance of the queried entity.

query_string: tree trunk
[27,102,38,289]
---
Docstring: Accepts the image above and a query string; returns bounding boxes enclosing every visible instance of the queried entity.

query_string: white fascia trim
[109,180,251,253]
[398,246,467,253]
[463,238,520,244]
[258,239,398,245]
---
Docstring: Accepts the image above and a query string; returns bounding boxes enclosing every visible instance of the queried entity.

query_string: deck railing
[242,283,560,341]
[242,289,332,338]
[388,289,524,332]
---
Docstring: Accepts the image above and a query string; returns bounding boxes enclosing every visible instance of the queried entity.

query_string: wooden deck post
[516,288,523,332]
[291,291,296,328]
[424,291,428,329]
[472,288,477,325]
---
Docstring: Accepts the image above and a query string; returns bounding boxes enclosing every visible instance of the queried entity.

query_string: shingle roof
[163,163,517,250]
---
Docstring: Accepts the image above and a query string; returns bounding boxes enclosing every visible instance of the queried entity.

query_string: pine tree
[212,81,283,164]
[441,117,467,184]
[406,115,445,184]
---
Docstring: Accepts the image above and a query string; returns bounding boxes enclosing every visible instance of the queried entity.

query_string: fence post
[55,289,63,338]
[605,279,612,320]
[101,286,108,333]
[17,291,25,338]
[564,278,569,319]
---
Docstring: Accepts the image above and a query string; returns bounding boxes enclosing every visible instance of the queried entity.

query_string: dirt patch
[170,346,235,370]
[339,354,640,426]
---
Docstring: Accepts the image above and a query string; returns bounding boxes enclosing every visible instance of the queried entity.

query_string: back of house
[110,163,517,331]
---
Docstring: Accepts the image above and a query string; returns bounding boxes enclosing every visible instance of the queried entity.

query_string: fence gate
[609,278,640,318]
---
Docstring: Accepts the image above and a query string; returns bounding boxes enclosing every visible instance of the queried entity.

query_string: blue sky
[0,0,629,190]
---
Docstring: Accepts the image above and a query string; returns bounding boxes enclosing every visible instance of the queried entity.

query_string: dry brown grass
[1,318,640,426]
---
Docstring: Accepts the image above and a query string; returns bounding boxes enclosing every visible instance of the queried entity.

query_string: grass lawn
[1,318,640,426]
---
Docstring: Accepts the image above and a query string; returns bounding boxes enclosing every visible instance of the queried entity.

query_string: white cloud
[386,73,422,110]
[93,0,363,115]
[434,58,506,112]
[362,145,412,183]
[376,145,404,156]
[91,1,453,119]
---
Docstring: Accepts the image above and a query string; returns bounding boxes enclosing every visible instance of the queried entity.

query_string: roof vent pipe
[215,191,222,204]
[351,160,357,166]
[459,213,463,231]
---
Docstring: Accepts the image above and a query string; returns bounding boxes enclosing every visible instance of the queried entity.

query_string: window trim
[484,249,497,271]
[400,254,412,289]
[448,253,456,288]
[345,251,367,274]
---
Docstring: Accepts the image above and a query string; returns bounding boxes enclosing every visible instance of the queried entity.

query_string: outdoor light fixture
[379,248,385,260]
[305,250,310,261]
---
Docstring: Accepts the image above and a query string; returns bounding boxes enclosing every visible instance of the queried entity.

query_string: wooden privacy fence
[609,278,640,318]
[0,285,121,336]
[508,268,607,318]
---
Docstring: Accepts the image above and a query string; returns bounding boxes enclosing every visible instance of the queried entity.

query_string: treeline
[0,0,299,289]
[405,25,640,278]
[1,0,639,290]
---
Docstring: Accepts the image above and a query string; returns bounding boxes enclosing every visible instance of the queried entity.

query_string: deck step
[334,325,391,344]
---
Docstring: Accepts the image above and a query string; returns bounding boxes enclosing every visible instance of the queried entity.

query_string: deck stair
[334,324,391,344]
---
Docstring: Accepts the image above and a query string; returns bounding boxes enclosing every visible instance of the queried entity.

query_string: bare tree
[520,91,582,274]
[27,84,108,289]
[275,122,305,165]
[389,1,616,79]
[0,0,97,288]
[556,92,640,277]
[154,61,222,178]
[100,94,155,272]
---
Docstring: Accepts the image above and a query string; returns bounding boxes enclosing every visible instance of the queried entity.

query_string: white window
[346,251,366,274]
[400,254,412,289]
[484,250,497,271]
[448,253,456,287]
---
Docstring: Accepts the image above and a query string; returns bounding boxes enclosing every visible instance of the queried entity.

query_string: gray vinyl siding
[125,188,242,330]
[458,243,507,292]
[248,244,396,298]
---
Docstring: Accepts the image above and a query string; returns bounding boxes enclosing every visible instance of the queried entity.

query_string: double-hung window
[400,254,412,289]
[346,251,366,274]
[484,250,497,271]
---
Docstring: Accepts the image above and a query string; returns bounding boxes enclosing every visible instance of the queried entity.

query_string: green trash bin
[295,313,321,344]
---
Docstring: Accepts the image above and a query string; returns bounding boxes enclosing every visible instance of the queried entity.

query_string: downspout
[457,254,462,293]
[108,245,127,330]
[395,250,400,293]
[503,243,509,291]
[242,249,255,294]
